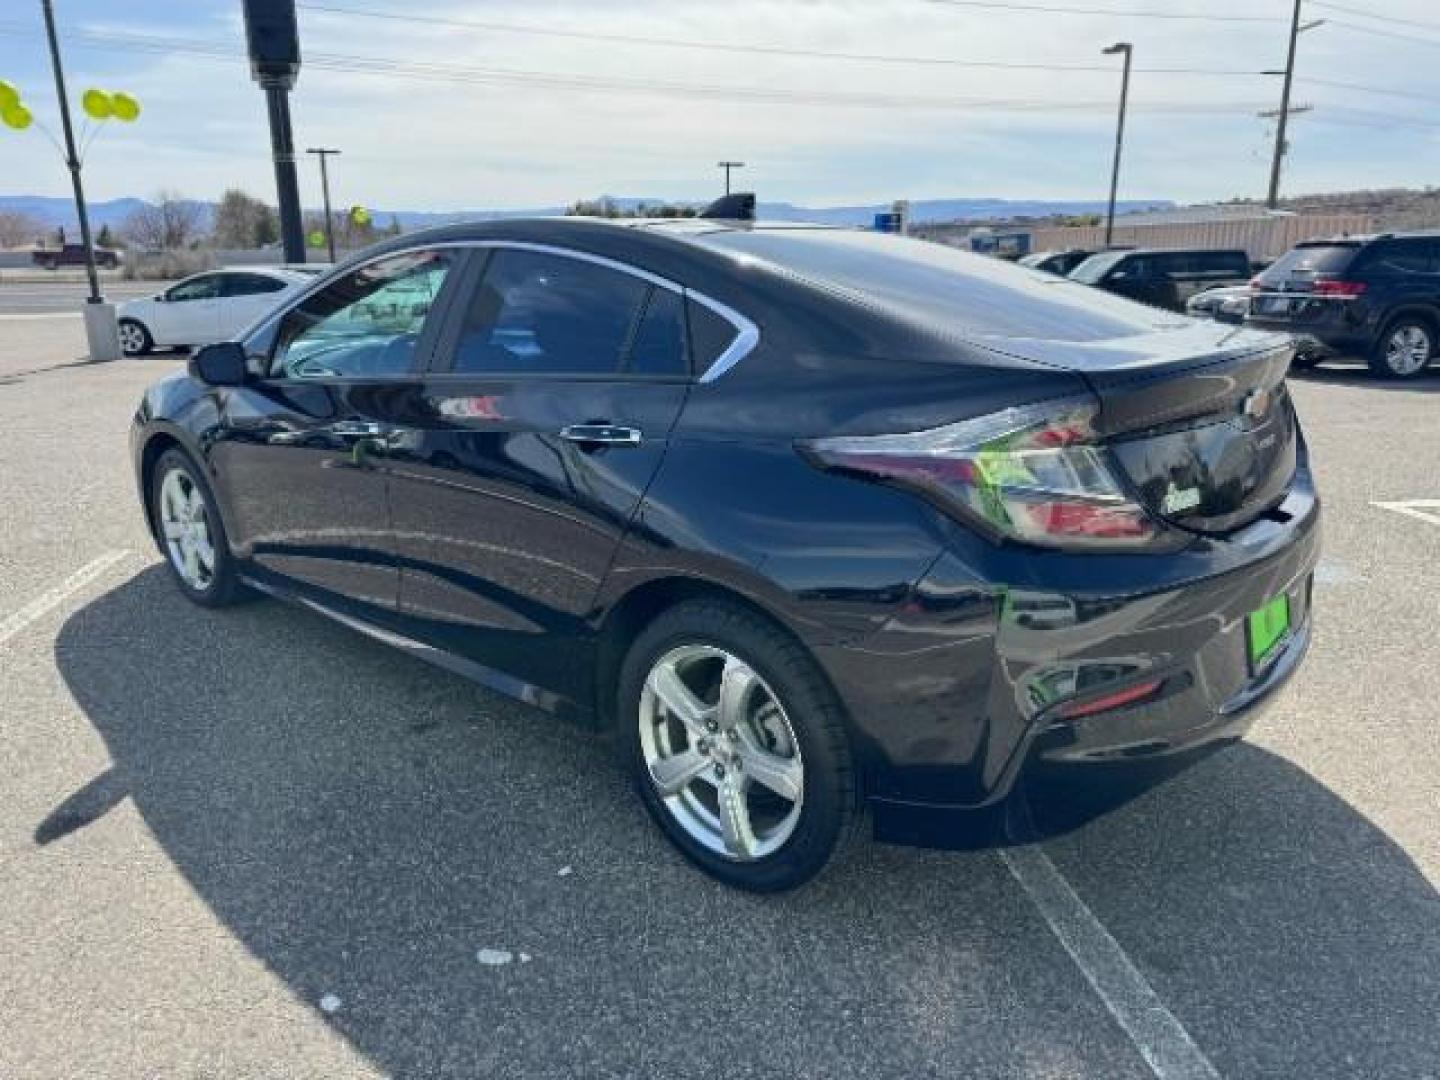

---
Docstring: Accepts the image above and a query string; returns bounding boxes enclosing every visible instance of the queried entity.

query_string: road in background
[0,278,175,316]
[1,321,1436,1079]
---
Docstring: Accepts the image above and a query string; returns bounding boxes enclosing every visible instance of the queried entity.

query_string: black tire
[119,319,153,357]
[149,448,249,608]
[1368,316,1435,380]
[616,599,860,892]
[1291,351,1323,371]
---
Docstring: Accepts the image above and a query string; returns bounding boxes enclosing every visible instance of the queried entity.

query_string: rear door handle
[558,424,643,447]
[329,420,389,440]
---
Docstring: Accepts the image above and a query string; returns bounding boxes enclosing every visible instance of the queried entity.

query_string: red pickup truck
[31,243,122,269]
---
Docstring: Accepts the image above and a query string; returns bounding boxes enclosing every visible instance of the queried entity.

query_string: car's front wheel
[119,319,153,356]
[1370,317,1434,379]
[617,599,858,891]
[150,448,248,607]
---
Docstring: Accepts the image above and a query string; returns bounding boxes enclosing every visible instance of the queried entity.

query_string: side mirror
[189,342,248,387]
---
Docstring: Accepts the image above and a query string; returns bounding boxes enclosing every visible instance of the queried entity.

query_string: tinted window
[167,275,222,302]
[1360,240,1440,275]
[687,299,740,375]
[451,249,648,375]
[222,272,288,297]
[626,287,688,376]
[1258,243,1360,284]
[271,249,455,379]
[1069,251,1129,284]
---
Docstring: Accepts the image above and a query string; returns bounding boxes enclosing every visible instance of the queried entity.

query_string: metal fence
[1026,213,1376,261]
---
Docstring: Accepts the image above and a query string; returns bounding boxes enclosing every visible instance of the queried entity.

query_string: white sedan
[117,267,314,356]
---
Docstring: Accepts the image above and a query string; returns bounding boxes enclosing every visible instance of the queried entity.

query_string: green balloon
[82,88,113,121]
[111,91,140,122]
[0,80,19,111]
[2,102,32,131]
[349,205,371,227]
[308,230,326,248]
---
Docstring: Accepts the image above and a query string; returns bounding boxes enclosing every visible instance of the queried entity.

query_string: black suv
[1248,233,1440,379]
[1070,248,1252,312]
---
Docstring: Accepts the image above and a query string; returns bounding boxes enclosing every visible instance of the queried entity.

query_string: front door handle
[558,424,643,447]
[329,420,390,440]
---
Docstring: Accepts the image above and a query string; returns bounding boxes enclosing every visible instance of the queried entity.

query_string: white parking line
[1372,500,1440,528]
[1001,846,1222,1080]
[0,312,83,321]
[0,550,132,647]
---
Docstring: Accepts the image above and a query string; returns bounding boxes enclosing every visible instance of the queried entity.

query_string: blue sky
[3,0,1439,211]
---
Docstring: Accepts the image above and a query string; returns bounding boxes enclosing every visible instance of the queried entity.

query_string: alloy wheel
[159,467,215,590]
[119,322,147,355]
[638,644,805,861]
[1385,325,1432,375]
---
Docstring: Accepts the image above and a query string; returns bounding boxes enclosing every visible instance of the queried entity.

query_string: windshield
[1069,251,1129,284]
[1257,243,1359,283]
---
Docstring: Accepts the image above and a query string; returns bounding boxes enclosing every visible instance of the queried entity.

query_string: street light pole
[1102,41,1132,249]
[717,160,745,195]
[307,147,340,262]
[39,0,99,305]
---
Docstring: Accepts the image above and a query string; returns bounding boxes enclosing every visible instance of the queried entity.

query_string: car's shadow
[51,567,1440,1078]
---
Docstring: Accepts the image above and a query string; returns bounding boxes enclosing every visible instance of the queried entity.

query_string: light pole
[1264,0,1324,209]
[40,0,100,306]
[307,147,340,261]
[1101,42,1132,249]
[717,160,745,195]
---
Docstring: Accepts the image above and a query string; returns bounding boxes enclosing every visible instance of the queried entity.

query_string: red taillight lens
[1312,279,1366,298]
[1056,679,1164,719]
[799,397,1162,551]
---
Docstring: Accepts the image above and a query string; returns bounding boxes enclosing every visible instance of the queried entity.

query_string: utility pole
[717,160,745,195]
[1102,42,1132,248]
[1265,0,1325,209]
[40,0,120,360]
[307,147,340,261]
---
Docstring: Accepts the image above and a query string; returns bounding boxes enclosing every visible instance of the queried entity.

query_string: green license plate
[1247,593,1292,667]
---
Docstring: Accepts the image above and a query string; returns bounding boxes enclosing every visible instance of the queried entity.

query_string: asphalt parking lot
[1,313,1437,1079]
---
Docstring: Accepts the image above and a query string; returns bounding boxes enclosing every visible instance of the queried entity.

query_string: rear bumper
[817,469,1321,810]
[1247,300,1376,357]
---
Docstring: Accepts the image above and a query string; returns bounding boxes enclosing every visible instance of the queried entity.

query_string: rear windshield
[697,230,1172,343]
[1068,251,1129,284]
[1258,244,1359,282]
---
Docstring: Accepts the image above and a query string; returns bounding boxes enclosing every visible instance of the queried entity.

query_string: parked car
[1247,232,1440,378]
[1187,283,1251,325]
[1070,248,1252,311]
[31,243,122,269]
[1018,249,1095,277]
[130,220,1318,891]
[116,267,311,356]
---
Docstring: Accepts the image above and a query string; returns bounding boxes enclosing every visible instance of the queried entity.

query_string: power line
[1299,76,1440,106]
[1309,1,1440,33]
[294,3,1265,77]
[0,22,1273,115]
[922,0,1284,23]
[1321,17,1440,49]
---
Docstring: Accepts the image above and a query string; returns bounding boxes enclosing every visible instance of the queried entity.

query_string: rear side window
[1192,252,1250,277]
[687,299,741,376]
[1358,240,1440,275]
[627,287,688,376]
[222,272,288,297]
[451,249,649,375]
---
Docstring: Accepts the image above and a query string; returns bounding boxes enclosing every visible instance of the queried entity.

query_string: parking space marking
[0,312,84,321]
[0,550,132,647]
[1372,500,1440,528]
[1001,846,1221,1080]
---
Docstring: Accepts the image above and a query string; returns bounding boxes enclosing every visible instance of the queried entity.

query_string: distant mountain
[0,193,1173,234]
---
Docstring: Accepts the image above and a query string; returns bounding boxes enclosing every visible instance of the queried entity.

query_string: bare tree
[211,188,279,249]
[122,190,205,251]
[0,210,44,249]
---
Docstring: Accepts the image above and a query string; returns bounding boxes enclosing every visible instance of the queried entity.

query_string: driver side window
[270,250,456,379]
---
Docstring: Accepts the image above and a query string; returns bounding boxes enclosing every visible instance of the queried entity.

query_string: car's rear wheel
[119,319,153,356]
[617,599,858,891]
[150,448,248,607]
[1370,318,1434,379]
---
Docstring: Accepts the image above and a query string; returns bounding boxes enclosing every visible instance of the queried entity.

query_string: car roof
[1107,247,1249,256]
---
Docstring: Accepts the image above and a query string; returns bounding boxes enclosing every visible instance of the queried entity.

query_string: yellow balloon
[308,230,326,248]
[0,80,19,111]
[1,103,32,131]
[110,91,140,122]
[349,205,371,227]
[82,87,113,120]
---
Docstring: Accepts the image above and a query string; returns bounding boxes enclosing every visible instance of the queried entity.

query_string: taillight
[1312,279,1366,298]
[799,397,1164,551]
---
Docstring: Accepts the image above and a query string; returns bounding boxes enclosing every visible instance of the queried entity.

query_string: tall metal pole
[1102,42,1132,249]
[717,160,745,195]
[1268,0,1304,209]
[40,0,100,304]
[307,147,340,262]
[264,82,306,262]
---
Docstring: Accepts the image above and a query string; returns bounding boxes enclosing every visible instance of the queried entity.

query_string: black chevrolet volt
[131,218,1319,891]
